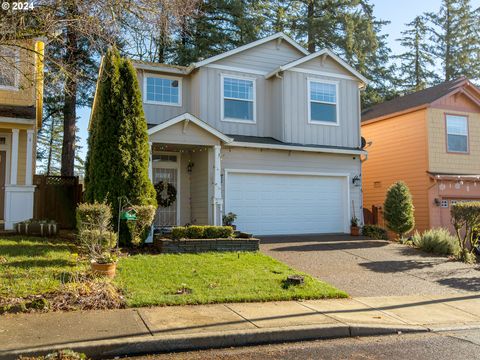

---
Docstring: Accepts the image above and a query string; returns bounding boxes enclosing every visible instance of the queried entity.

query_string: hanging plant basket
[155,180,177,208]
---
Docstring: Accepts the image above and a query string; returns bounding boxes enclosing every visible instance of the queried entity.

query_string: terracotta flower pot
[91,261,117,278]
[350,226,360,236]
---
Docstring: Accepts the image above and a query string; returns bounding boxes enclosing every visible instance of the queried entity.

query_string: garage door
[225,172,348,235]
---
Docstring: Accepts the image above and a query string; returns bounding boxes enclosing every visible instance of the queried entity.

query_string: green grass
[115,252,347,307]
[0,236,85,298]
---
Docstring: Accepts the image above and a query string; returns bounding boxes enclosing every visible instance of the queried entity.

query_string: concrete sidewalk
[2,293,480,359]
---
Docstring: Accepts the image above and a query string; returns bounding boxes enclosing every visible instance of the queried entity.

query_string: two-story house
[0,40,44,230]
[362,77,480,233]
[132,33,367,235]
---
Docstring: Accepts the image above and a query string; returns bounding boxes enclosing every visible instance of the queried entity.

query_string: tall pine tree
[85,47,156,211]
[427,0,480,81]
[395,16,438,92]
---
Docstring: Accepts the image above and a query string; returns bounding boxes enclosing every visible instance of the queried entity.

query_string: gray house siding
[282,68,360,148]
[214,40,304,72]
[197,67,272,137]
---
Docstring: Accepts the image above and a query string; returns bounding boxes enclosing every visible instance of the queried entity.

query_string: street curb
[0,323,428,360]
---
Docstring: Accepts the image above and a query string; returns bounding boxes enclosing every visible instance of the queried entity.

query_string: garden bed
[154,237,259,253]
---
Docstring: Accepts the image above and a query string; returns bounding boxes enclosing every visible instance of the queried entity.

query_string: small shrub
[451,202,480,262]
[185,225,205,239]
[411,228,459,256]
[126,205,156,246]
[79,229,118,263]
[362,225,388,240]
[203,226,233,239]
[171,227,186,240]
[384,181,415,238]
[172,226,234,239]
[76,202,111,231]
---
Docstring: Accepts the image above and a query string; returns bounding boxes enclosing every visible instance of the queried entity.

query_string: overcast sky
[73,0,480,164]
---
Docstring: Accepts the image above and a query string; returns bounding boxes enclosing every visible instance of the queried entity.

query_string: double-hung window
[0,46,19,90]
[308,80,338,125]
[145,76,181,106]
[446,114,468,153]
[222,75,255,122]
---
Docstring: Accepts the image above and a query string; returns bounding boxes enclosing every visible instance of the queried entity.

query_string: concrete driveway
[260,235,480,297]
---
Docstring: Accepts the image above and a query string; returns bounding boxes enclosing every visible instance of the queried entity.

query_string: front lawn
[115,252,347,307]
[0,236,85,298]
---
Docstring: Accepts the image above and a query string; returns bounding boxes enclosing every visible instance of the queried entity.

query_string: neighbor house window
[308,80,338,125]
[145,76,181,106]
[0,46,19,90]
[446,114,468,153]
[222,75,255,122]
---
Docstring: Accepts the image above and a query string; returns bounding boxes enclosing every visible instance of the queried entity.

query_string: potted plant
[223,212,238,230]
[350,217,360,236]
[77,202,118,278]
[90,251,118,278]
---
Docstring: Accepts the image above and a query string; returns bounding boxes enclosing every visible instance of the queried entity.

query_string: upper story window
[446,114,468,153]
[308,79,338,125]
[0,46,19,90]
[145,75,181,106]
[221,74,255,123]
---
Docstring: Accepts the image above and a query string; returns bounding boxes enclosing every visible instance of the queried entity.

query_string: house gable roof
[148,113,233,143]
[192,33,309,69]
[361,77,480,123]
[265,48,369,85]
[131,33,309,76]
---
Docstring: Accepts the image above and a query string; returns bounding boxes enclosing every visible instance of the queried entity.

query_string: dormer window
[144,75,182,106]
[0,46,19,90]
[221,74,256,123]
[308,79,338,125]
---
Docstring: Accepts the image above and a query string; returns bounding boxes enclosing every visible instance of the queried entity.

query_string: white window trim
[307,78,339,126]
[220,73,257,124]
[0,47,20,91]
[446,114,469,153]
[143,73,182,107]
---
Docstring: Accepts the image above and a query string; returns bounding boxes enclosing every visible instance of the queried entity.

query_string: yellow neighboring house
[0,40,44,230]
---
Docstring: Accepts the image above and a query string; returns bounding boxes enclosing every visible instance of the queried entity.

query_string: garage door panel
[226,172,347,235]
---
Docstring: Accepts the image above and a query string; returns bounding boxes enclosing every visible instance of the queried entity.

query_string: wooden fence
[33,175,83,229]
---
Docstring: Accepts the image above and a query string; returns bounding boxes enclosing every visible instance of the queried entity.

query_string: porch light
[187,160,194,173]
[352,175,361,187]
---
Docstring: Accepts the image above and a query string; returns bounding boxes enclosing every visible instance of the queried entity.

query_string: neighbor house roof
[265,48,369,86]
[361,77,480,123]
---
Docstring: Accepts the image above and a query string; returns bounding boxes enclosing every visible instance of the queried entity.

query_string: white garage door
[225,172,348,235]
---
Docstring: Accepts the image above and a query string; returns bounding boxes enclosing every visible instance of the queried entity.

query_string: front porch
[0,126,35,230]
[148,114,231,229]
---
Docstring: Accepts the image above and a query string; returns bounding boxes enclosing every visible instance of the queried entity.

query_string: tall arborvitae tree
[85,48,156,211]
[395,16,438,92]
[427,0,480,81]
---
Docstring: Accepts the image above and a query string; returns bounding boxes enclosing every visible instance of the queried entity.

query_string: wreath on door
[155,180,177,208]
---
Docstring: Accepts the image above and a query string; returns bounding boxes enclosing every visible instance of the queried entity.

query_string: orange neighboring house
[0,40,45,230]
[361,77,480,234]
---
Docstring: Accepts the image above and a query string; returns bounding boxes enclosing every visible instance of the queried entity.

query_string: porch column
[212,145,223,226]
[10,129,19,185]
[25,129,34,185]
[148,141,153,181]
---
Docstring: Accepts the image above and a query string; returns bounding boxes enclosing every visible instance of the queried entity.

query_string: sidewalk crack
[223,304,261,328]
[135,309,154,336]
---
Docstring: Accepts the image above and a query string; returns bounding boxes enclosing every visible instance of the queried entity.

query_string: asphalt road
[128,329,480,360]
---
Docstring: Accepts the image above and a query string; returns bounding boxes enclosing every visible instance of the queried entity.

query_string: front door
[152,153,180,227]
[0,151,5,220]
